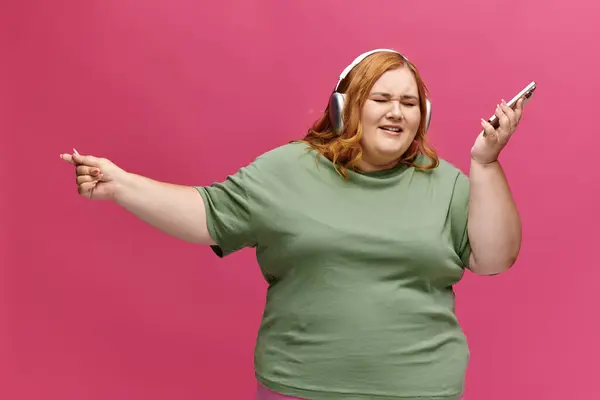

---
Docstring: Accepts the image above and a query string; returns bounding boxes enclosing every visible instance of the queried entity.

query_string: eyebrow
[371,92,419,100]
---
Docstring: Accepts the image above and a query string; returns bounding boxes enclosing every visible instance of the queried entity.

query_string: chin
[375,142,410,158]
[361,134,413,165]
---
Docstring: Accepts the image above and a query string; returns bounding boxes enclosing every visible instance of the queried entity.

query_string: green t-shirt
[195,142,471,400]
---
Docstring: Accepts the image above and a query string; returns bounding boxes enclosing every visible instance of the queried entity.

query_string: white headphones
[328,48,432,135]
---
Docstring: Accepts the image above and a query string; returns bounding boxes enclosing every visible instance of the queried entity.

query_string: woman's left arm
[467,98,525,275]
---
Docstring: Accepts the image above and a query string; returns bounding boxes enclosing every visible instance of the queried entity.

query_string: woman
[61,49,525,400]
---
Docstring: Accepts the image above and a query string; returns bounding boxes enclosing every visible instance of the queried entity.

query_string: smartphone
[488,81,536,129]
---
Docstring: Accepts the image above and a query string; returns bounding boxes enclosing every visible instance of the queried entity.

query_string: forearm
[467,159,521,275]
[114,173,214,245]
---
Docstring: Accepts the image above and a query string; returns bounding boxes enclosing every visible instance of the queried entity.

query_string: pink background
[3,0,599,399]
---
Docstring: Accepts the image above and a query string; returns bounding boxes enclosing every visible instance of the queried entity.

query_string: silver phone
[488,81,536,129]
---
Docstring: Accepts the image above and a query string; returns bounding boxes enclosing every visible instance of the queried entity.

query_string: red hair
[297,51,439,179]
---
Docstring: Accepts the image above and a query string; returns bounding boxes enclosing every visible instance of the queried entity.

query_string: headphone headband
[334,48,408,91]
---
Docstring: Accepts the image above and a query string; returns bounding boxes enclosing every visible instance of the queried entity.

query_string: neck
[355,157,400,173]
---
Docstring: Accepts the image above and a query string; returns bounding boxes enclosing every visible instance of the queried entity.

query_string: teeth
[382,127,401,132]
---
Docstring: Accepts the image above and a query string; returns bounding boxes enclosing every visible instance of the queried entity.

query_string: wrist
[470,156,499,169]
[113,171,137,204]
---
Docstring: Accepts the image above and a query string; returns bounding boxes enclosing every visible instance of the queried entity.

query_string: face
[357,66,421,172]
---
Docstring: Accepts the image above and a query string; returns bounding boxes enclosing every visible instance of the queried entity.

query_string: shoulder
[437,159,470,197]
[437,159,468,181]
[416,155,468,183]
[434,159,470,205]
[246,141,318,177]
[413,157,470,203]
[232,141,318,186]
[253,142,314,166]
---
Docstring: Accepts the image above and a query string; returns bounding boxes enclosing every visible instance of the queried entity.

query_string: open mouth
[380,126,403,134]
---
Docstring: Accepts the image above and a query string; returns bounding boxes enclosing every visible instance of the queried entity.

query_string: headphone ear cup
[329,92,346,134]
[424,98,432,133]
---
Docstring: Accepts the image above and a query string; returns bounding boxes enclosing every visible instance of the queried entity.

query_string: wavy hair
[297,51,439,179]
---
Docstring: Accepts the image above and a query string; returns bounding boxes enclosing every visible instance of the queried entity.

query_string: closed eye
[371,99,418,106]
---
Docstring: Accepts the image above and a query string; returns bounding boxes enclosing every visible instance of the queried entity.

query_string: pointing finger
[76,165,101,177]
[495,104,510,132]
[499,99,517,127]
[514,97,524,121]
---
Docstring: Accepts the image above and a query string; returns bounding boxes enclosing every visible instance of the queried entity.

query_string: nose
[388,101,403,120]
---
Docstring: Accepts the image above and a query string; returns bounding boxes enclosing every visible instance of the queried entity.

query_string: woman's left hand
[471,97,524,165]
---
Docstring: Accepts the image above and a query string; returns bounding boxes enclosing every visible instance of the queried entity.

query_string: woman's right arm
[114,173,216,245]
[61,151,216,245]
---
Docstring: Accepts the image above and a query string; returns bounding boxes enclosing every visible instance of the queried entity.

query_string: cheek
[359,126,376,147]
[361,105,379,126]
[409,108,422,127]
[358,112,377,144]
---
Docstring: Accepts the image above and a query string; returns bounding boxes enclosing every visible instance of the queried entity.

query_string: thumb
[72,153,102,167]
[480,119,498,144]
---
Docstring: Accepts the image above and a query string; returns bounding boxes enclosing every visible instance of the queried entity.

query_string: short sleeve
[195,164,258,258]
[450,171,471,268]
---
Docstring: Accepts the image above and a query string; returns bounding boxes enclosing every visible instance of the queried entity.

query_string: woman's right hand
[60,150,127,201]
[60,149,214,245]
